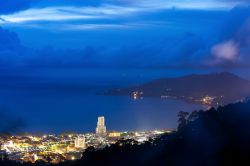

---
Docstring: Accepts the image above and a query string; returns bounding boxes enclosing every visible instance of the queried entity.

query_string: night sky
[0,0,250,133]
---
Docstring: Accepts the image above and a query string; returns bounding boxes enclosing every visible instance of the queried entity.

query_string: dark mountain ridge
[107,72,250,106]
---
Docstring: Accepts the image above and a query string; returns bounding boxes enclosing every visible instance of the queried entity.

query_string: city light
[0,116,172,164]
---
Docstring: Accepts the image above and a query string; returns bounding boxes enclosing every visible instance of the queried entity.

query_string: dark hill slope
[107,72,250,105]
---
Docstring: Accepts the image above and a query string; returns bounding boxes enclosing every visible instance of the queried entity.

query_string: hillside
[107,72,250,106]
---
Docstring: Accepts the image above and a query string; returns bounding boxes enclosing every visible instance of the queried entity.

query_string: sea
[0,67,248,133]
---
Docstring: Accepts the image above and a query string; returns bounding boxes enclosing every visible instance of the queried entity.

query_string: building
[96,116,107,137]
[74,136,86,148]
[108,132,121,138]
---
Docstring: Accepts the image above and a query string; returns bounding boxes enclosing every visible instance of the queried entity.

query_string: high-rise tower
[75,135,86,148]
[96,116,107,137]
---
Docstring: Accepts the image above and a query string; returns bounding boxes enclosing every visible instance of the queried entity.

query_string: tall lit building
[96,116,107,137]
[75,136,86,148]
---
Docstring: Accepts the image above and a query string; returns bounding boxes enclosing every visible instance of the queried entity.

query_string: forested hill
[107,72,250,105]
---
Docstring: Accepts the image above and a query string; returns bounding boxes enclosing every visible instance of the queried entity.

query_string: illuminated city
[0,116,172,164]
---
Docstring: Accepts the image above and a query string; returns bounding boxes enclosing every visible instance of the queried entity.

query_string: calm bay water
[0,90,203,133]
[0,67,248,133]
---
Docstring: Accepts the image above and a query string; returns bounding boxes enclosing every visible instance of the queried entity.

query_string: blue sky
[0,0,250,68]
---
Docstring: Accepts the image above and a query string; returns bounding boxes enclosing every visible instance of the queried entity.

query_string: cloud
[0,0,32,14]
[23,45,105,68]
[0,27,22,51]
[0,0,243,26]
[60,23,132,30]
[0,5,142,24]
[0,2,250,69]
[30,0,246,9]
[209,6,250,66]
[0,27,25,66]
[212,40,239,61]
[235,18,250,47]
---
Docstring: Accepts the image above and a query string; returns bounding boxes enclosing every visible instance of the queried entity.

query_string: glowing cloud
[212,40,239,61]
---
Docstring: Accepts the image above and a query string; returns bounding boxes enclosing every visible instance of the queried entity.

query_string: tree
[177,111,189,131]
